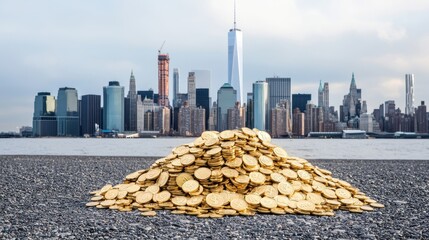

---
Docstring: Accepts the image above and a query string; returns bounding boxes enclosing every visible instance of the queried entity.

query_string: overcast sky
[1,0,428,132]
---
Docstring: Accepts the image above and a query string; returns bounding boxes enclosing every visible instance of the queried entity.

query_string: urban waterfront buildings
[103,81,124,132]
[292,94,311,113]
[56,87,79,136]
[217,83,237,131]
[405,74,415,115]
[80,94,101,136]
[158,53,170,107]
[228,4,243,104]
[32,92,57,137]
[253,81,268,131]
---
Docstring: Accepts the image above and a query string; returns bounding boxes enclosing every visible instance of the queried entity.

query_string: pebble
[0,155,428,239]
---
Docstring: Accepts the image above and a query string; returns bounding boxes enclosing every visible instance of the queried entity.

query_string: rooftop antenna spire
[234,0,237,29]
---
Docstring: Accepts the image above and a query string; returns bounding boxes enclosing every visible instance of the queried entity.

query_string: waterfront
[1,138,428,160]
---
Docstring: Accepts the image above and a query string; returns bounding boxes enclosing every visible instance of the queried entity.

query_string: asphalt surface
[0,155,428,239]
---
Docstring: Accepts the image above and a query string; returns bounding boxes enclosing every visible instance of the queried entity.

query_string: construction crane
[158,40,166,55]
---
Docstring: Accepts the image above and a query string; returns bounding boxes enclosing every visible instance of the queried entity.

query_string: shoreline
[1,155,428,239]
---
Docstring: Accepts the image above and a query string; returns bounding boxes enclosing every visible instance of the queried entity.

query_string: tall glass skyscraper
[32,92,57,137]
[81,94,101,136]
[57,87,79,136]
[228,2,243,104]
[173,68,180,108]
[253,81,268,131]
[217,83,237,131]
[158,54,170,107]
[103,81,124,132]
[405,74,415,115]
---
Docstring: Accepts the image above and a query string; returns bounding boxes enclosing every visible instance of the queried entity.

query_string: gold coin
[136,192,153,204]
[271,172,286,183]
[157,171,169,187]
[98,184,113,195]
[126,184,141,193]
[104,189,119,200]
[260,197,277,209]
[297,170,312,181]
[187,195,204,206]
[322,188,337,199]
[235,175,250,184]
[173,145,190,156]
[370,202,385,208]
[306,192,325,205]
[249,172,266,185]
[117,190,128,199]
[277,181,294,196]
[335,188,352,199]
[296,200,316,212]
[145,185,160,195]
[205,138,219,147]
[146,168,162,180]
[86,202,99,207]
[243,154,258,167]
[241,127,256,137]
[154,191,171,203]
[220,130,235,140]
[360,205,374,211]
[274,195,290,208]
[205,193,224,208]
[221,167,239,178]
[257,131,271,142]
[245,194,262,205]
[176,173,194,187]
[273,147,288,158]
[100,199,116,207]
[340,198,355,205]
[206,147,222,155]
[125,170,143,180]
[91,196,103,201]
[194,167,212,180]
[280,169,298,179]
[171,196,188,206]
[182,180,200,193]
[259,155,274,168]
[201,131,218,140]
[141,211,157,217]
[264,185,279,198]
[230,198,248,212]
[193,137,205,146]
[180,154,196,166]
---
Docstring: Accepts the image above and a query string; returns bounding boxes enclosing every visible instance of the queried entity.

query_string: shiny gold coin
[90,196,103,201]
[243,154,258,167]
[360,205,374,211]
[154,191,171,203]
[264,185,279,198]
[297,170,312,181]
[306,192,325,205]
[322,188,337,199]
[135,192,153,204]
[340,198,355,205]
[230,198,248,212]
[157,171,169,187]
[220,130,235,140]
[98,184,113,195]
[146,168,162,180]
[171,196,188,206]
[126,184,141,193]
[249,172,266,185]
[280,169,298,179]
[206,146,222,155]
[145,185,160,195]
[86,202,99,207]
[221,167,239,178]
[141,211,157,217]
[176,173,194,187]
[235,175,250,184]
[260,197,277,209]
[205,193,224,208]
[187,195,204,206]
[271,172,286,183]
[194,167,212,180]
[335,188,352,199]
[273,147,288,158]
[201,131,218,140]
[370,202,385,208]
[241,127,257,137]
[117,190,128,199]
[296,200,316,212]
[100,199,116,207]
[125,170,143,180]
[259,155,274,168]
[104,189,119,200]
[274,195,290,208]
[245,194,262,205]
[277,181,294,196]
[180,154,196,166]
[205,138,219,147]
[182,180,200,193]
[257,131,271,142]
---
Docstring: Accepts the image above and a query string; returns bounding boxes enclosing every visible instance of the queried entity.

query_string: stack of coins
[87,127,384,218]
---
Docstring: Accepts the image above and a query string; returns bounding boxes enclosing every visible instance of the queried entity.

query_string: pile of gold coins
[87,128,384,218]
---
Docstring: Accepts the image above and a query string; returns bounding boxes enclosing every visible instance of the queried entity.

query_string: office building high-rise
[246,93,253,128]
[32,92,57,137]
[416,101,428,133]
[405,74,415,115]
[227,102,246,130]
[187,72,196,107]
[270,100,291,138]
[196,88,210,127]
[126,71,137,131]
[137,89,154,101]
[266,77,291,112]
[340,73,362,122]
[228,1,243,104]
[56,87,79,136]
[173,68,180,108]
[158,53,170,107]
[292,108,305,136]
[80,94,101,136]
[292,94,311,113]
[217,83,237,131]
[253,80,268,131]
[103,81,124,132]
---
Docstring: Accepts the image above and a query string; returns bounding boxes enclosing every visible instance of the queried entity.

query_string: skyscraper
[187,72,196,107]
[228,1,243,104]
[57,87,79,136]
[173,68,180,108]
[415,101,428,133]
[292,94,311,113]
[405,74,415,115]
[103,81,124,132]
[196,88,210,127]
[270,100,291,138]
[126,71,137,131]
[340,73,361,122]
[266,77,291,112]
[32,92,57,137]
[217,83,237,131]
[80,94,101,136]
[227,102,246,130]
[253,81,268,131]
[158,53,170,107]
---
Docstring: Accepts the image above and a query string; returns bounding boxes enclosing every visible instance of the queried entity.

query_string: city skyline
[1,1,429,131]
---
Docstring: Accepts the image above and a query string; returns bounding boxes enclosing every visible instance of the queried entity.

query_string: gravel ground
[0,155,428,239]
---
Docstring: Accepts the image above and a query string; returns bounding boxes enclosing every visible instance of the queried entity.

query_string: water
[1,138,428,160]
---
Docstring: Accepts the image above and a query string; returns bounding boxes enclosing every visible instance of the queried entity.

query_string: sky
[1,0,429,132]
